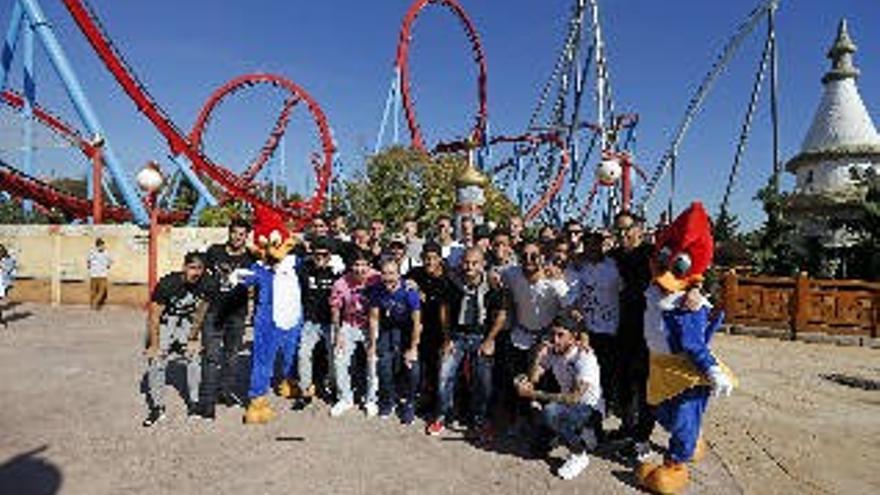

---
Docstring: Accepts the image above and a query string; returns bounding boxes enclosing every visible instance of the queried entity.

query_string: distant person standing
[87,238,112,310]
[0,244,16,327]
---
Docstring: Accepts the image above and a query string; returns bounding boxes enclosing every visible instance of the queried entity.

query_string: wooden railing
[720,270,880,338]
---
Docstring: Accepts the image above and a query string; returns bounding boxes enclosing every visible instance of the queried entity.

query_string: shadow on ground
[0,445,62,495]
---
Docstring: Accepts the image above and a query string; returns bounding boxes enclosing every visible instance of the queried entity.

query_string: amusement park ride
[376,0,784,227]
[0,0,784,229]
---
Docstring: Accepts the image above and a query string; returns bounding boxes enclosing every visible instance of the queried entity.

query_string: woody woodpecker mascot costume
[636,202,737,494]
[231,205,303,424]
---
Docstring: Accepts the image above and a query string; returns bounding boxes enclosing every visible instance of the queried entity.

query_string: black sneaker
[219,391,243,407]
[603,429,630,445]
[189,403,215,421]
[291,397,312,411]
[615,440,653,463]
[142,407,166,427]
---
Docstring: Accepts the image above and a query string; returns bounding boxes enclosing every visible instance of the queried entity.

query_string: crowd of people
[141,210,701,481]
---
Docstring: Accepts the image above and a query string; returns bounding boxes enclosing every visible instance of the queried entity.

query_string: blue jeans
[297,321,332,391]
[333,324,377,404]
[543,402,601,453]
[437,333,493,423]
[377,327,420,412]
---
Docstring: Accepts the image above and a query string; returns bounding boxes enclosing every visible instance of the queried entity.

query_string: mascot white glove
[707,366,734,397]
[228,268,254,286]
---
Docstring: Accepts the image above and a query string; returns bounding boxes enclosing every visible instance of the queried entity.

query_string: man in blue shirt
[368,259,423,424]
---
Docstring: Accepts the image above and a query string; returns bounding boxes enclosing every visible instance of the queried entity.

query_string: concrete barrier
[0,224,226,307]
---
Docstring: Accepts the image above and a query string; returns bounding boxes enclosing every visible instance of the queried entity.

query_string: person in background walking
[87,238,112,310]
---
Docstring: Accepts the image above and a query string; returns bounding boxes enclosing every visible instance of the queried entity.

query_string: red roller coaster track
[397,0,488,152]
[187,75,304,184]
[57,0,334,230]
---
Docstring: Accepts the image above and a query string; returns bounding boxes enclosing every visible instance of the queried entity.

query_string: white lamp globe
[137,162,165,193]
[597,158,622,186]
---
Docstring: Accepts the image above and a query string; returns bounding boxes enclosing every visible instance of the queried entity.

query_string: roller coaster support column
[0,2,23,89]
[90,136,104,223]
[18,0,150,225]
[620,153,632,213]
[147,196,159,298]
[137,163,164,302]
[21,15,33,214]
[168,154,217,224]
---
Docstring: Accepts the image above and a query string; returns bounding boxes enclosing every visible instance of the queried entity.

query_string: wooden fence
[720,271,880,339]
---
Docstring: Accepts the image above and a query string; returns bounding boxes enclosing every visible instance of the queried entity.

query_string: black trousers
[588,332,618,410]
[614,334,655,442]
[199,308,246,409]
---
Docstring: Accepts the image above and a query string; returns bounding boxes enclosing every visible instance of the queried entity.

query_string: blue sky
[1,0,878,229]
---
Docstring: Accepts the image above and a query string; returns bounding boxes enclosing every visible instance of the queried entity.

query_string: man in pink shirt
[330,251,381,417]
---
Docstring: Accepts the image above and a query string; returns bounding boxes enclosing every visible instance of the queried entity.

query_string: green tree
[749,176,807,276]
[336,146,518,232]
[197,200,251,227]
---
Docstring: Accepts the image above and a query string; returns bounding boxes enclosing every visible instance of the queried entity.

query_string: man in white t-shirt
[87,238,112,310]
[501,240,568,428]
[503,241,568,350]
[516,311,603,481]
[566,232,621,408]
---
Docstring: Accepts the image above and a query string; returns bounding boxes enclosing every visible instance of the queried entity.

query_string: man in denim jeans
[329,251,380,417]
[293,237,338,408]
[426,248,507,440]
[368,259,423,424]
[516,311,603,480]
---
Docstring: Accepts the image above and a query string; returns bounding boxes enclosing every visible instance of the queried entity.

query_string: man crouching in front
[515,310,603,480]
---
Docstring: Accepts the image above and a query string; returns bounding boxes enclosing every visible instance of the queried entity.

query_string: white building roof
[788,20,880,172]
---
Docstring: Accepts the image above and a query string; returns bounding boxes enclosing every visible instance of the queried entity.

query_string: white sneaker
[364,402,378,418]
[558,452,590,480]
[330,401,354,417]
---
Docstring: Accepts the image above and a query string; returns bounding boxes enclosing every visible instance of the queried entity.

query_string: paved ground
[0,303,877,494]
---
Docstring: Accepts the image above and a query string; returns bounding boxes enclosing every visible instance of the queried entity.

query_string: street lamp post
[90,134,105,224]
[136,161,165,300]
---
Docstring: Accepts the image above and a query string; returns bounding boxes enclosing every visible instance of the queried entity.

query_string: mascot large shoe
[233,205,303,425]
[636,202,737,495]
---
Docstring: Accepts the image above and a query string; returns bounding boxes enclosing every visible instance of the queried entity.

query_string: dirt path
[0,304,877,494]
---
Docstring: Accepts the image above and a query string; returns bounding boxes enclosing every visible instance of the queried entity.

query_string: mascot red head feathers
[652,202,714,293]
[252,204,295,263]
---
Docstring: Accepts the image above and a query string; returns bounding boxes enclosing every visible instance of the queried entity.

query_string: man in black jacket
[608,211,655,461]
[197,218,255,418]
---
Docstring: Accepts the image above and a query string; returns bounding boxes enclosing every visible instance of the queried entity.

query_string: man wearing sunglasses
[501,240,569,432]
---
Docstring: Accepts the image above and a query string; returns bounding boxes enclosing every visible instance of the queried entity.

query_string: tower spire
[822,19,859,84]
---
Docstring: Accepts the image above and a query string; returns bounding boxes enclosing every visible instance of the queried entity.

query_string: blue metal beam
[169,154,217,207]
[21,20,33,213]
[19,0,150,224]
[0,2,23,90]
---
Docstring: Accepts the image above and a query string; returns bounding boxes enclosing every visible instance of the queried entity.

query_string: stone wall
[0,224,227,306]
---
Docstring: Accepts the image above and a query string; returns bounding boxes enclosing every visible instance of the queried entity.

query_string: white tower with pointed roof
[786,19,880,197]
[784,20,879,249]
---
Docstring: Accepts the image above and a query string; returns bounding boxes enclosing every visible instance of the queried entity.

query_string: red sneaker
[425,419,446,436]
